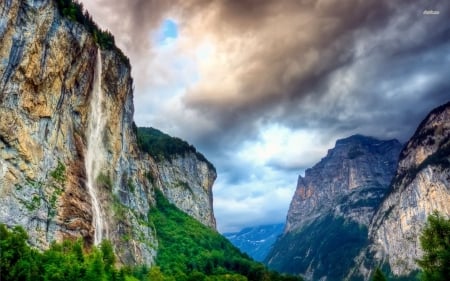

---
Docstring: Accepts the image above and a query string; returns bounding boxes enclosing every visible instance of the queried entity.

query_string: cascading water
[85,49,107,245]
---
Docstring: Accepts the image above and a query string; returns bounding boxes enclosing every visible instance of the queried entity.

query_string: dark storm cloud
[81,0,450,168]
[82,0,449,151]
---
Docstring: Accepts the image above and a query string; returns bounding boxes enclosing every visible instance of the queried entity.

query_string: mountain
[0,1,305,280]
[137,127,216,228]
[266,135,403,281]
[359,101,450,278]
[0,0,216,265]
[224,223,284,262]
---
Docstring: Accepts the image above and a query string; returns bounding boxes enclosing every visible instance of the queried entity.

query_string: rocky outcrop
[266,135,402,281]
[156,153,216,228]
[0,0,217,267]
[368,101,450,276]
[285,135,402,233]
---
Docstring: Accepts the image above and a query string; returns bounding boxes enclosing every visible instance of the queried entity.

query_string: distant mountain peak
[224,223,284,262]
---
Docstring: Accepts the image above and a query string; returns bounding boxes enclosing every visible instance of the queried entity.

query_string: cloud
[82,0,450,143]
[213,166,297,233]
[80,0,450,231]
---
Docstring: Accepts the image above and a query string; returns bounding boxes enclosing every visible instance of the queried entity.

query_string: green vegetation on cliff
[266,215,368,281]
[149,189,302,281]
[137,127,215,172]
[372,268,387,281]
[0,190,301,281]
[55,0,130,66]
[417,212,450,281]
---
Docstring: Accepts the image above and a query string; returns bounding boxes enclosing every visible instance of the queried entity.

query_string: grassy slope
[150,189,303,281]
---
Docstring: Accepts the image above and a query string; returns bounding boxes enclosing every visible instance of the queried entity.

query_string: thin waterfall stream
[85,49,106,245]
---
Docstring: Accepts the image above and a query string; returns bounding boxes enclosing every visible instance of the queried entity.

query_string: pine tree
[417,211,450,281]
[372,267,387,281]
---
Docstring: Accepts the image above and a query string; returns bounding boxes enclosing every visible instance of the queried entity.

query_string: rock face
[266,135,402,280]
[0,0,216,266]
[156,154,216,228]
[285,135,402,233]
[368,101,450,276]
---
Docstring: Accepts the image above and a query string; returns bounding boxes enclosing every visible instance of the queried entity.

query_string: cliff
[285,135,402,233]
[366,101,450,277]
[0,0,216,266]
[155,154,216,228]
[137,127,216,228]
[266,135,402,280]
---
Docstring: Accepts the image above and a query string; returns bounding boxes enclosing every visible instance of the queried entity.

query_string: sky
[80,0,450,233]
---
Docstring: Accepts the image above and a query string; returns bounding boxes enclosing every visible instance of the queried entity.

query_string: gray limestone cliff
[266,135,402,281]
[365,101,450,277]
[156,153,216,228]
[285,135,402,233]
[0,0,216,266]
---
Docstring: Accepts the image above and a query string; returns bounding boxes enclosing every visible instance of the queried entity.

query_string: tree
[372,267,387,281]
[0,224,41,281]
[100,240,116,274]
[85,248,105,281]
[417,211,450,281]
[148,266,165,281]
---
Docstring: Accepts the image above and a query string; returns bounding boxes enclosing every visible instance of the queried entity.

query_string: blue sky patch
[156,19,178,45]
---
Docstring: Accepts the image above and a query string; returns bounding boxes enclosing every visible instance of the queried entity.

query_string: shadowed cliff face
[367,101,450,276]
[0,0,216,266]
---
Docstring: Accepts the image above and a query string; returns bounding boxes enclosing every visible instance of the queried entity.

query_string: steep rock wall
[0,0,158,265]
[156,153,216,228]
[285,135,402,233]
[0,1,218,267]
[368,101,450,276]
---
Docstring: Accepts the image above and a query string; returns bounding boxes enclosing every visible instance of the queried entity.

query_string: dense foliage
[55,0,130,66]
[372,268,387,281]
[137,127,215,172]
[0,224,131,281]
[149,189,302,281]
[417,212,450,281]
[266,215,368,281]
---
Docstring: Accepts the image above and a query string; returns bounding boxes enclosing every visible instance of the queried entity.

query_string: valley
[0,1,449,281]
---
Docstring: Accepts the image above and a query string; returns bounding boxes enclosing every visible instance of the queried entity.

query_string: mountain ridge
[267,134,403,280]
[267,102,450,280]
[364,101,450,277]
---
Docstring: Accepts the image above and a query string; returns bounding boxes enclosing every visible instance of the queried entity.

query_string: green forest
[265,214,368,281]
[137,127,215,171]
[148,189,302,281]
[55,0,129,65]
[0,189,303,281]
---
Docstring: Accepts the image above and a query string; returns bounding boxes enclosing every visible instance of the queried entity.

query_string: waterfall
[85,49,107,245]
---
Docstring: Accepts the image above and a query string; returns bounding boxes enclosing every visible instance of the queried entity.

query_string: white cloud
[213,125,341,232]
[214,166,297,233]
[238,124,337,171]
